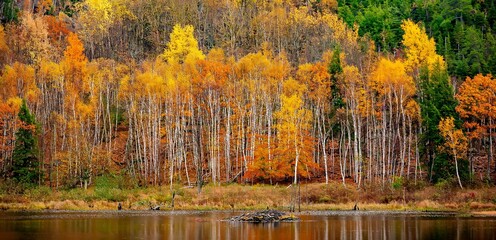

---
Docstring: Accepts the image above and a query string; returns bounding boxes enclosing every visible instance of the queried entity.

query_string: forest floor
[0,182,495,214]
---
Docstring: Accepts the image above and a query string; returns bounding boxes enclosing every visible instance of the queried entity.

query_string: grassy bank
[0,180,495,212]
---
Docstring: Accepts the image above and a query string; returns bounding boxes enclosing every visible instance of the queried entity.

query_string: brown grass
[0,182,495,212]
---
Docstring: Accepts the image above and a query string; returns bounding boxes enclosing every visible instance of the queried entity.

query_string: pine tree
[1,0,19,23]
[12,100,40,185]
[419,64,460,183]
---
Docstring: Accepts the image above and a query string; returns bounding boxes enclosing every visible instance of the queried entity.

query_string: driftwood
[227,210,299,223]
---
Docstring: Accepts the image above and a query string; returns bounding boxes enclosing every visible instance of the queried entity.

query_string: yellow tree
[275,78,315,184]
[401,19,445,75]
[162,24,205,64]
[369,58,417,183]
[0,62,38,103]
[438,117,467,189]
[77,0,133,58]
[342,65,367,186]
[60,32,92,186]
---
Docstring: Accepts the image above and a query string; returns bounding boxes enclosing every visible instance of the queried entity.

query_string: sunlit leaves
[162,24,205,64]
[401,19,445,74]
[456,74,496,140]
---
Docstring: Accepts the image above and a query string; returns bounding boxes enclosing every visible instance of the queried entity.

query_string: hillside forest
[0,0,495,191]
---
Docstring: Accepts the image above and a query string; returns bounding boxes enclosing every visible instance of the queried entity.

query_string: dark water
[0,210,495,240]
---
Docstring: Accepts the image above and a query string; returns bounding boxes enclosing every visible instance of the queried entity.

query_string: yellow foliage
[369,58,419,120]
[0,62,37,102]
[401,19,445,73]
[162,24,205,64]
[370,58,416,98]
[343,65,369,117]
[6,97,23,110]
[276,78,311,146]
[438,117,468,159]
[78,0,133,36]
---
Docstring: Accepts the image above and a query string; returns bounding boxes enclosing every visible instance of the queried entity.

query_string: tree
[12,100,40,185]
[438,116,467,189]
[369,58,417,184]
[401,19,445,76]
[456,74,496,181]
[419,64,459,183]
[274,78,316,184]
[0,25,9,65]
[1,0,19,23]
[162,24,205,64]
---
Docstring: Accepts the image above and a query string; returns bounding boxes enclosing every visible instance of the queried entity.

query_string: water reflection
[0,211,495,240]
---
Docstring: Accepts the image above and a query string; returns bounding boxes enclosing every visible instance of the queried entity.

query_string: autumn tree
[456,74,496,181]
[296,55,331,183]
[274,78,315,184]
[401,19,445,77]
[400,19,459,183]
[0,98,21,177]
[0,25,10,65]
[438,116,468,189]
[369,58,418,185]
[162,24,205,64]
[76,0,133,58]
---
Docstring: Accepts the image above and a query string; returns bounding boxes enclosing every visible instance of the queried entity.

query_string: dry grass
[0,182,495,212]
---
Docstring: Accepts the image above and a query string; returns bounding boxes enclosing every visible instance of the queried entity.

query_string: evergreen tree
[419,64,461,183]
[12,100,40,185]
[1,0,19,23]
[329,48,344,109]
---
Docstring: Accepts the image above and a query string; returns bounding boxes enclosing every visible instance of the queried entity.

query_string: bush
[93,174,128,202]
[25,186,53,201]
[392,177,403,190]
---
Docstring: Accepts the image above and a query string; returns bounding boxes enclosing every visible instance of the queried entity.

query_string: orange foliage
[62,32,88,95]
[456,74,496,140]
[44,15,70,44]
[0,62,39,103]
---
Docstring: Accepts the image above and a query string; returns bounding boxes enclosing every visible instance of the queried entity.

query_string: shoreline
[1,183,495,214]
[0,200,494,214]
[0,206,495,218]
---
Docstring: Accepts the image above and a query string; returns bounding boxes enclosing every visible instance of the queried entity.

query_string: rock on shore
[227,210,299,223]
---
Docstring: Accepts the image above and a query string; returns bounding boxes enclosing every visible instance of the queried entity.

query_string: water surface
[0,210,495,239]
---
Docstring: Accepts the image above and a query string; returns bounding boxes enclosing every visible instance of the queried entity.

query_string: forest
[0,0,495,192]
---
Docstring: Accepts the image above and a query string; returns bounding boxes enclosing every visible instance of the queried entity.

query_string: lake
[0,210,495,239]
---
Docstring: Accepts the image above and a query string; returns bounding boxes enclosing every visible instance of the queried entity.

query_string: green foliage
[392,176,403,190]
[1,0,19,23]
[94,174,127,202]
[110,106,125,126]
[12,100,41,185]
[25,186,53,201]
[339,0,496,77]
[329,48,344,109]
[418,65,459,183]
